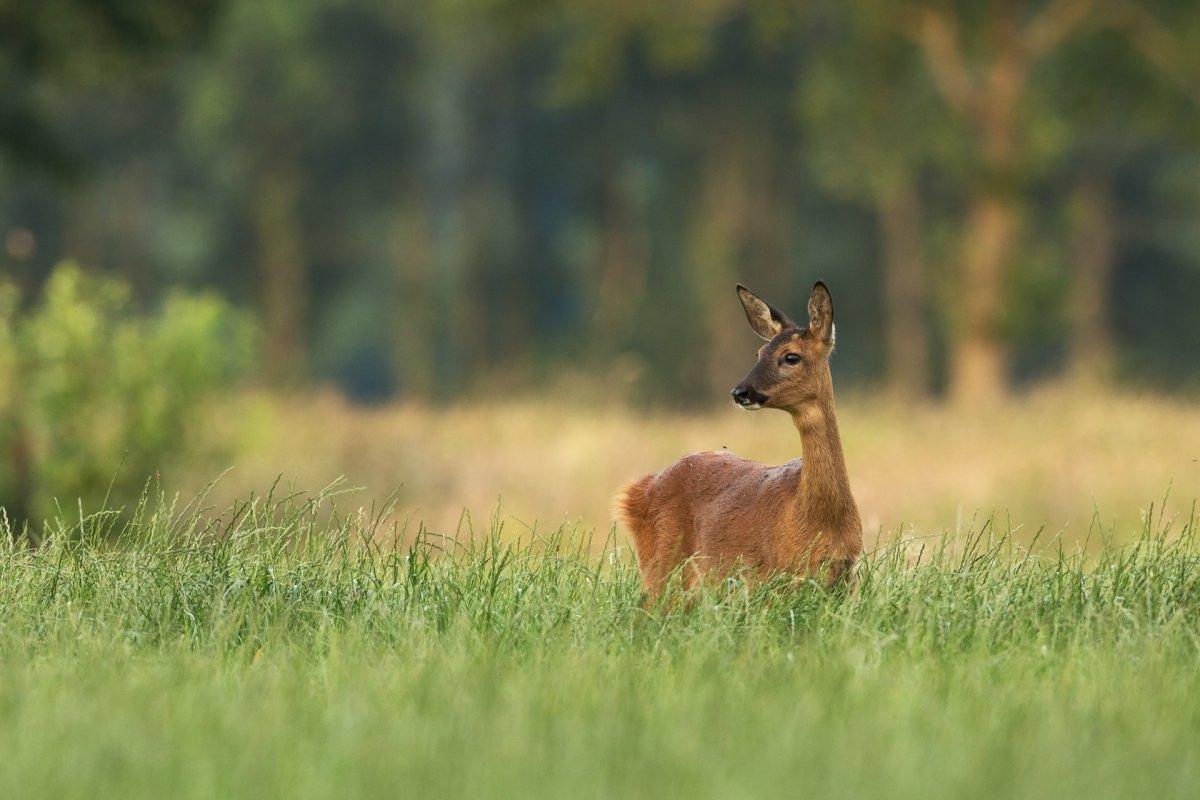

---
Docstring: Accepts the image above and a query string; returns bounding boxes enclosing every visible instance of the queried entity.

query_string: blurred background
[2,0,1199,544]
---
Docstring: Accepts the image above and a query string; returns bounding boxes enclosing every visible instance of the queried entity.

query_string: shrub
[0,263,254,535]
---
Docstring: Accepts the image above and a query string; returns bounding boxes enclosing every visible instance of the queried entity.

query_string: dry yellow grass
[199,387,1200,549]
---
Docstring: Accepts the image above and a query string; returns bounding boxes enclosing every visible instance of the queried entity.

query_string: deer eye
[783,353,802,366]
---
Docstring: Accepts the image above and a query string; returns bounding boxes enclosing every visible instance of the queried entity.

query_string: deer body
[616,282,862,598]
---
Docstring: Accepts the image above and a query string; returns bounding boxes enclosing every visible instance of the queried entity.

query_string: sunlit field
[2,491,1199,799]
[11,385,1200,798]
[206,387,1200,549]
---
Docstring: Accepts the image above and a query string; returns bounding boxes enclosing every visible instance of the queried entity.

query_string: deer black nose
[731,384,768,408]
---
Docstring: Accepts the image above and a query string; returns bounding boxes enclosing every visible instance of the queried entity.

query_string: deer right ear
[736,284,796,341]
[807,281,835,344]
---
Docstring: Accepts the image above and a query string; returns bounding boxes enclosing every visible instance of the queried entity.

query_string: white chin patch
[741,403,762,411]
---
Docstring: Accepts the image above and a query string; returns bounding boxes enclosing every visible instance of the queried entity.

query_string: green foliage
[5,0,1200,398]
[0,0,219,169]
[1,490,1200,797]
[0,264,254,528]
[799,1,963,203]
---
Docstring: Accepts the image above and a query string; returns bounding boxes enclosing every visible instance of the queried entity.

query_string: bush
[0,264,254,534]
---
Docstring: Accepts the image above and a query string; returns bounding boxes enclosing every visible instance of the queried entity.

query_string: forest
[5,0,1200,407]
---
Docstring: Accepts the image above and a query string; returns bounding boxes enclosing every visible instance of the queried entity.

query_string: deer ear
[807,281,835,344]
[737,284,796,341]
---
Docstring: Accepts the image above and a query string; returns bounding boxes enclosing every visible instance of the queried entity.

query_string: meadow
[4,390,1200,798]
[212,387,1200,547]
[3,482,1200,799]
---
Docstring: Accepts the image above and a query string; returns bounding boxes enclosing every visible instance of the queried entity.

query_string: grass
[3,487,1200,799]
[204,387,1200,547]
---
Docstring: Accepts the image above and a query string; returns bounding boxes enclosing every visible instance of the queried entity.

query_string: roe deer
[615,281,861,600]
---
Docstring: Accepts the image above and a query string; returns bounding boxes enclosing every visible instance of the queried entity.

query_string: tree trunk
[913,1,1033,404]
[950,194,1018,404]
[423,26,476,393]
[949,10,1023,405]
[877,183,930,398]
[5,426,32,545]
[1067,172,1117,385]
[392,204,436,397]
[690,115,775,400]
[693,144,749,399]
[592,161,648,358]
[253,155,309,384]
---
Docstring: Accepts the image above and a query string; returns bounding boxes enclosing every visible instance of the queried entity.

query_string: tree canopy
[4,0,1200,402]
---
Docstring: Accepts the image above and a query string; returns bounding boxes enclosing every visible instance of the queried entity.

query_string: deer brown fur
[615,281,862,600]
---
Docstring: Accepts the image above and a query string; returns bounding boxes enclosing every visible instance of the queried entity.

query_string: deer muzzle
[731,383,769,410]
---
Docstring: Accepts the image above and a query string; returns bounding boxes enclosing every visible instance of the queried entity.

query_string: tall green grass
[2,488,1199,799]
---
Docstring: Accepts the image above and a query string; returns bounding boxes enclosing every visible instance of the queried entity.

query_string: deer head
[731,282,836,413]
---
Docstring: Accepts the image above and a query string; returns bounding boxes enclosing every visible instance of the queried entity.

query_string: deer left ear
[737,284,797,341]
[807,281,835,345]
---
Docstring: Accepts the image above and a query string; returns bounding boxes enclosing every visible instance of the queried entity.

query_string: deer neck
[789,381,855,528]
